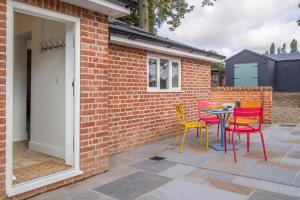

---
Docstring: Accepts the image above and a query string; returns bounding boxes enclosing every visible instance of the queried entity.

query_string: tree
[270,43,275,55]
[290,39,299,53]
[119,0,217,33]
[298,3,300,26]
[212,62,225,70]
[263,50,269,55]
[277,47,281,54]
[281,43,287,54]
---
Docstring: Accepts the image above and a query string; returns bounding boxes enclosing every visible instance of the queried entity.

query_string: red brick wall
[0,0,110,199]
[211,87,272,123]
[108,44,211,154]
[0,0,6,198]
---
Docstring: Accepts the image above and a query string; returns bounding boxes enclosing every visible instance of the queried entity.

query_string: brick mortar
[1,0,109,199]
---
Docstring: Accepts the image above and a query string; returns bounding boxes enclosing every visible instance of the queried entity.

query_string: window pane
[148,58,157,87]
[172,62,179,88]
[160,59,169,89]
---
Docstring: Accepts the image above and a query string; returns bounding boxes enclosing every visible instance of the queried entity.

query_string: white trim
[29,141,65,159]
[6,1,81,196]
[110,35,222,63]
[13,132,28,142]
[7,169,83,197]
[147,55,182,92]
[60,0,130,18]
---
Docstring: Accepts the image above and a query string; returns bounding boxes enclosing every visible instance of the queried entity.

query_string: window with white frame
[148,55,181,91]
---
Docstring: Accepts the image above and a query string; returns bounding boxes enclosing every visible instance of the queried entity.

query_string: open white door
[65,22,75,165]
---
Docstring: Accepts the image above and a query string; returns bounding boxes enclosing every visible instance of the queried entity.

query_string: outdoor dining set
[174,101,268,162]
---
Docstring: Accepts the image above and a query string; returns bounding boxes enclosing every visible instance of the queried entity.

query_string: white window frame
[147,55,182,92]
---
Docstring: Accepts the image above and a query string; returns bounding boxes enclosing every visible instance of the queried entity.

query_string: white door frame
[6,1,81,196]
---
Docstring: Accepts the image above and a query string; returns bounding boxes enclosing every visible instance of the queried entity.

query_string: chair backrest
[196,101,211,116]
[241,101,261,108]
[233,107,263,129]
[175,104,186,124]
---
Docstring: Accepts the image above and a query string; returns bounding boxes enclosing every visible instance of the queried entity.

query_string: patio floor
[31,124,300,200]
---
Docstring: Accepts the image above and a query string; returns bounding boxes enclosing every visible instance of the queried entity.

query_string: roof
[109,19,226,61]
[116,0,137,7]
[226,49,300,63]
[225,49,274,62]
[267,53,300,61]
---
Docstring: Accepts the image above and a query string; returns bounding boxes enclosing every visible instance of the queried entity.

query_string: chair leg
[174,125,182,145]
[199,127,203,145]
[224,129,227,154]
[217,123,220,138]
[180,128,188,153]
[259,131,268,161]
[232,132,237,162]
[247,133,250,153]
[197,120,199,138]
[199,127,202,144]
[205,127,209,151]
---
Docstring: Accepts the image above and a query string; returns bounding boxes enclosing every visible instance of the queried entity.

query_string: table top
[203,108,234,114]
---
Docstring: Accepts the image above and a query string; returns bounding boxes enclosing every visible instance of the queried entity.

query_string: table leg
[209,113,238,151]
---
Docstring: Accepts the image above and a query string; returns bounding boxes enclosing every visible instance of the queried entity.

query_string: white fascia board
[61,0,130,18]
[110,35,222,63]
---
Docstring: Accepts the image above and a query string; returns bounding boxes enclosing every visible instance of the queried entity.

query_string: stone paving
[31,124,300,200]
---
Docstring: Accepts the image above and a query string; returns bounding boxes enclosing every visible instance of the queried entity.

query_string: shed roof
[109,19,226,61]
[268,53,300,61]
[225,49,273,62]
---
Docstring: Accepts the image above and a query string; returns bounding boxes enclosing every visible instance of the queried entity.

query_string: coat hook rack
[39,37,65,53]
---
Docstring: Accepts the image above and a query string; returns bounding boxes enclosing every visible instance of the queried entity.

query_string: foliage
[154,0,194,31]
[270,43,275,55]
[281,43,287,54]
[290,38,299,53]
[212,62,225,70]
[298,3,300,26]
[277,47,281,54]
[119,0,217,33]
[263,50,269,55]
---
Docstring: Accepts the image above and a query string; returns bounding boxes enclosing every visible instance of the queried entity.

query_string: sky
[157,0,300,58]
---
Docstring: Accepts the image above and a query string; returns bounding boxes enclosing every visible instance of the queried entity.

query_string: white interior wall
[13,38,28,141]
[13,13,66,159]
[29,17,66,159]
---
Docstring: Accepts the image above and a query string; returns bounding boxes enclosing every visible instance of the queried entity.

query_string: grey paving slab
[287,150,300,160]
[159,164,196,179]
[159,149,220,167]
[131,141,171,157]
[243,164,298,185]
[71,191,116,200]
[187,168,236,182]
[291,131,300,136]
[259,180,300,198]
[248,189,300,200]
[94,171,171,200]
[295,173,300,187]
[132,159,177,173]
[137,179,247,200]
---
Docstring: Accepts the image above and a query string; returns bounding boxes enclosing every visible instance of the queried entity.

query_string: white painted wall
[14,13,67,159]
[29,17,66,159]
[13,38,28,141]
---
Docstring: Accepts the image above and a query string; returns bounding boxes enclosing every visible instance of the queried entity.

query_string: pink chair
[197,101,220,138]
[224,107,267,162]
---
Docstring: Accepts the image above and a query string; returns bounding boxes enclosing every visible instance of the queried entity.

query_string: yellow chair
[228,101,261,142]
[174,104,209,153]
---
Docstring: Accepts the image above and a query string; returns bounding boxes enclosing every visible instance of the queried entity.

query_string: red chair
[224,107,267,162]
[197,101,220,138]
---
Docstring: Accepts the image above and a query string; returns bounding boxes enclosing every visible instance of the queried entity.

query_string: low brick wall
[211,87,272,123]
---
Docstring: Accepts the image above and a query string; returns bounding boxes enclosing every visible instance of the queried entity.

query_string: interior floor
[13,141,71,185]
